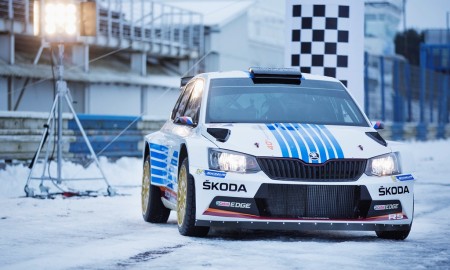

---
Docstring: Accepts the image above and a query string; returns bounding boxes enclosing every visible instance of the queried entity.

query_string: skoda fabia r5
[141,67,414,240]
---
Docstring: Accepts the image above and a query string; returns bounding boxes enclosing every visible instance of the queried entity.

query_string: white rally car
[141,67,414,239]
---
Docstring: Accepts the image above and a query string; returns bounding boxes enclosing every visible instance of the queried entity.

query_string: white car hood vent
[207,128,231,142]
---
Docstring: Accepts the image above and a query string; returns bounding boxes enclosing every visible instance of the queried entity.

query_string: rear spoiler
[249,67,302,85]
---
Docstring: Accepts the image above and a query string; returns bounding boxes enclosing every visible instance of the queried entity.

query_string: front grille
[257,157,367,181]
[255,184,361,219]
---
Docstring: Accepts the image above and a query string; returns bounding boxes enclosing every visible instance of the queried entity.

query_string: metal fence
[364,52,450,140]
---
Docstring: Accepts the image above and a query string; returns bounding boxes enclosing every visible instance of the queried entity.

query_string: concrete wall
[86,84,141,115]
[1,112,449,162]
[0,77,7,110]
[0,112,166,161]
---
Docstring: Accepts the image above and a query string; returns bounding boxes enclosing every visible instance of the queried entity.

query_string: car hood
[203,123,390,163]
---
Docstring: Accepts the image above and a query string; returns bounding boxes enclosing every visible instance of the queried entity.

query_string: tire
[376,199,414,240]
[177,157,209,237]
[376,227,411,240]
[141,155,170,223]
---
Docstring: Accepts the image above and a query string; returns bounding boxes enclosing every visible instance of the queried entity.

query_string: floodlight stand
[25,43,115,197]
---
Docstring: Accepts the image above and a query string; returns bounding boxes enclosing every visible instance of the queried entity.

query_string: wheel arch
[143,142,150,164]
[178,143,188,172]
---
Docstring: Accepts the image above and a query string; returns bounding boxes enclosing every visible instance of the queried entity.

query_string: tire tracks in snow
[115,244,185,268]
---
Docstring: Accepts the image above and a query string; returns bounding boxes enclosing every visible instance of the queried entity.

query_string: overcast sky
[403,0,450,30]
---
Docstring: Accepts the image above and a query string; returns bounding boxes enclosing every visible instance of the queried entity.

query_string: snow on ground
[0,140,449,269]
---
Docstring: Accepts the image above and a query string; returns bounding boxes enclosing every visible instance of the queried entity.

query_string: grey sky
[404,0,450,30]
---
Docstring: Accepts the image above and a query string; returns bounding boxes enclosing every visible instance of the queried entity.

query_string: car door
[153,79,204,201]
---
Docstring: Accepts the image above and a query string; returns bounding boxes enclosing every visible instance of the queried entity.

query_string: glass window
[183,79,204,122]
[206,78,368,126]
[173,81,194,120]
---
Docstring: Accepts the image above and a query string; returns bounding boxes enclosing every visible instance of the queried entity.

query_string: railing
[364,51,450,140]
[0,0,204,58]
[96,0,203,55]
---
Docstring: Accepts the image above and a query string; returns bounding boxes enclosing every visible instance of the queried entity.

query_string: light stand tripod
[25,43,115,197]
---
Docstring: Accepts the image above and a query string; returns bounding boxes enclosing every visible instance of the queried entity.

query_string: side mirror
[174,116,196,126]
[373,121,384,130]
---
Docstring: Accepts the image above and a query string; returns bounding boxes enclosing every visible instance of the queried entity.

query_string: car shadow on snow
[207,228,379,243]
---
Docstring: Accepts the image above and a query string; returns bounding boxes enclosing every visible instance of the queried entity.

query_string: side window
[171,87,187,120]
[183,80,204,123]
[173,82,195,120]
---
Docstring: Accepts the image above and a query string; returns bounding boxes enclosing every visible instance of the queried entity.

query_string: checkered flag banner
[285,0,364,107]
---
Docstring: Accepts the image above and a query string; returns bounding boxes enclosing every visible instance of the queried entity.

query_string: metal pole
[405,62,412,121]
[57,44,65,183]
[380,56,386,121]
[403,0,407,62]
[447,11,449,44]
[364,52,369,117]
[420,45,426,123]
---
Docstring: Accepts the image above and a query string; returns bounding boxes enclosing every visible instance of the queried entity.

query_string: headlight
[208,149,260,173]
[365,152,401,176]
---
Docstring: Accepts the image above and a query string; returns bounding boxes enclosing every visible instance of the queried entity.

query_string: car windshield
[206,78,368,126]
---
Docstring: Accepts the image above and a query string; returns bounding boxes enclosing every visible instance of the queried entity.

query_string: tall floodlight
[25,0,114,197]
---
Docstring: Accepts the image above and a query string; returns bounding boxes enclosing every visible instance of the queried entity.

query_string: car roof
[195,70,342,84]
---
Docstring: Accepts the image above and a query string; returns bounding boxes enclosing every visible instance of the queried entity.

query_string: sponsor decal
[265,139,273,150]
[379,186,410,196]
[374,204,399,211]
[216,201,251,209]
[204,170,227,178]
[216,201,231,207]
[309,152,319,160]
[196,169,204,175]
[388,213,405,220]
[164,189,176,203]
[394,174,415,181]
[203,180,247,192]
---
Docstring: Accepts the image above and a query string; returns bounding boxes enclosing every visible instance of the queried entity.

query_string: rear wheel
[141,155,170,223]
[177,157,209,237]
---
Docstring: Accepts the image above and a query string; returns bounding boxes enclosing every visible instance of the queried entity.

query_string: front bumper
[192,166,414,231]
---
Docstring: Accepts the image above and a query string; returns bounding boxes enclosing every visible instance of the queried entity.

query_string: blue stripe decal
[151,168,167,177]
[311,125,336,160]
[287,123,308,161]
[319,125,344,158]
[302,124,327,163]
[292,123,318,163]
[276,124,299,158]
[173,151,179,158]
[266,124,289,157]
[151,159,166,168]
[150,151,167,160]
[151,176,165,185]
[171,159,177,166]
[150,143,169,152]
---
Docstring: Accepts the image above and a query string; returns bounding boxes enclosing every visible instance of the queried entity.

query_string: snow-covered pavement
[0,140,449,269]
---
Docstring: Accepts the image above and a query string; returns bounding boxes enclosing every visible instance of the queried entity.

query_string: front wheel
[141,155,170,223]
[376,227,411,240]
[177,157,209,237]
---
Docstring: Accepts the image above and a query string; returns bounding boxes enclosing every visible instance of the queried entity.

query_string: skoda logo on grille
[309,152,319,160]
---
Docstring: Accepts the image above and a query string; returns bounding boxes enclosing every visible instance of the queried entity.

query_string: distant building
[364,0,403,120]
[0,0,286,116]
[0,0,203,117]
[364,0,402,56]
[167,0,285,73]
[422,29,450,73]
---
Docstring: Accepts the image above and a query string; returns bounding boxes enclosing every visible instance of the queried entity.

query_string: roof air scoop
[248,67,302,85]
[207,128,231,143]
